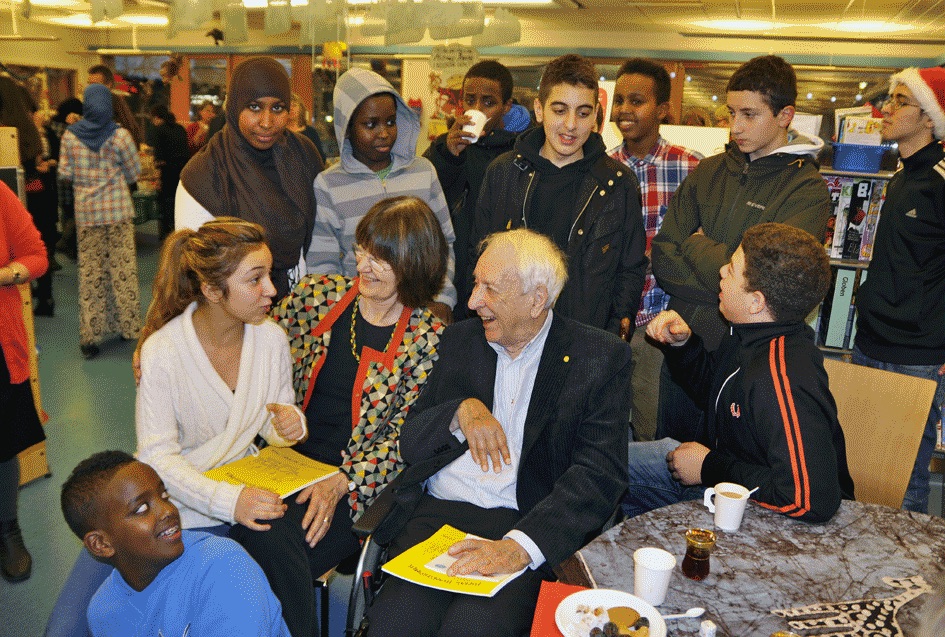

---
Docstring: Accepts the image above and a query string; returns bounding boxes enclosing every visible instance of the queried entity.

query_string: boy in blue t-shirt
[60,450,290,637]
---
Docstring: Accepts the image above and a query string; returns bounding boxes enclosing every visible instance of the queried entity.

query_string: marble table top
[570,499,945,636]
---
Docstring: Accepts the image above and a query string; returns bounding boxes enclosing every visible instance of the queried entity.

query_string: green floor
[0,221,351,636]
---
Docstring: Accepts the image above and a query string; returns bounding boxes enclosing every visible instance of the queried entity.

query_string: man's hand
[456,398,510,473]
[445,113,475,157]
[446,537,530,576]
[266,403,305,441]
[646,310,691,346]
[234,487,286,531]
[428,301,454,325]
[296,472,348,547]
[666,441,710,486]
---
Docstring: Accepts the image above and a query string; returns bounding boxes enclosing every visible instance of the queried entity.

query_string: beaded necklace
[349,295,397,362]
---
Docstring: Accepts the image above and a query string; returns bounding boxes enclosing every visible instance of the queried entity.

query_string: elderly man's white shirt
[425,311,554,568]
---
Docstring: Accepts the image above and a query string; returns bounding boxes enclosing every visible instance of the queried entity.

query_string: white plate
[554,588,668,637]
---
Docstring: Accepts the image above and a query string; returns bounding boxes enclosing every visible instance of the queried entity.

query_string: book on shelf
[830,180,853,257]
[203,446,339,499]
[848,270,866,349]
[823,174,846,254]
[858,181,886,261]
[820,268,857,349]
[828,177,876,259]
[381,524,527,597]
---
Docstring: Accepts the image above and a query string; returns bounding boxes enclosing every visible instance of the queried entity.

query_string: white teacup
[461,109,488,143]
[703,482,750,532]
[633,547,676,606]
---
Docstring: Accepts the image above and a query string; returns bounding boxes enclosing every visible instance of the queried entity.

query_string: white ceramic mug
[461,109,488,143]
[703,482,750,532]
[633,547,676,606]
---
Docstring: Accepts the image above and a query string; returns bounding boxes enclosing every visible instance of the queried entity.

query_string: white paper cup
[633,547,676,606]
[461,109,488,143]
[703,482,750,532]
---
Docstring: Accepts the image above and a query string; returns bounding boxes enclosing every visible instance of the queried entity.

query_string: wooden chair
[824,358,936,508]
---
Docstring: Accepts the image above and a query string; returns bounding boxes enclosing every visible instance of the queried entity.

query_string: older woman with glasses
[230,195,448,637]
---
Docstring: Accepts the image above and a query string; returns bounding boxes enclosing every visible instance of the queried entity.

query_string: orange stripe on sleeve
[765,336,810,517]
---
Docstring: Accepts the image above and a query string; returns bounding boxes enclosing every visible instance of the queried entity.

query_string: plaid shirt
[58,127,140,227]
[610,137,701,326]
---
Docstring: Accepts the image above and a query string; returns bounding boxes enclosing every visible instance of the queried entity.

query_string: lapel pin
[563,355,570,362]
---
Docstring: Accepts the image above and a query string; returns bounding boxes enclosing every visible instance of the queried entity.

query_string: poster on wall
[427,44,480,140]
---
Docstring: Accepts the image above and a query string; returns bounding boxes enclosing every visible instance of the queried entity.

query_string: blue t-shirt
[87,531,290,637]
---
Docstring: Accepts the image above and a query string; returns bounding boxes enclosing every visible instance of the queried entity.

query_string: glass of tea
[682,528,716,581]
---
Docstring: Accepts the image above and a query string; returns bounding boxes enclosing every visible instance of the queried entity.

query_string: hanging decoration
[424,0,462,28]
[90,0,123,23]
[359,2,390,37]
[264,0,293,35]
[297,0,345,48]
[472,8,521,47]
[221,2,249,44]
[168,0,213,38]
[428,2,483,40]
[384,1,427,46]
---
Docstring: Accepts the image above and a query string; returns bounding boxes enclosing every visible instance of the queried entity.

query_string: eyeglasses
[887,94,922,112]
[353,244,392,272]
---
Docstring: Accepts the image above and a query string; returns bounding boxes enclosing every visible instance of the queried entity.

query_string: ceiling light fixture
[817,20,912,33]
[691,19,785,31]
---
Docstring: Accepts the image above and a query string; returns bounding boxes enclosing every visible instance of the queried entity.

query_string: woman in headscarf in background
[58,83,141,360]
[177,57,324,300]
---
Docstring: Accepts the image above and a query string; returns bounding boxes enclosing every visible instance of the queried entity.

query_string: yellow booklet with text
[382,524,527,597]
[203,446,338,498]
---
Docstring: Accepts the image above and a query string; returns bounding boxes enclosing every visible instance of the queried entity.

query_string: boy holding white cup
[624,223,855,524]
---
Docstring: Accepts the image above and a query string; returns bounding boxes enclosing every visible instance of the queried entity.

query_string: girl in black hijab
[178,57,324,299]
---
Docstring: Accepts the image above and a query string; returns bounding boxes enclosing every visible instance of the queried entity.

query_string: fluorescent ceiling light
[816,20,912,33]
[345,0,554,4]
[691,19,785,31]
[117,14,168,26]
[243,0,311,6]
[9,0,83,6]
[44,14,119,27]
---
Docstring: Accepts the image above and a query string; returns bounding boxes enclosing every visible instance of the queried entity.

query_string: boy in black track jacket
[624,223,854,524]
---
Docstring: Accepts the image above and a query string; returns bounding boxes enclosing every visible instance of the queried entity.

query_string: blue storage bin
[832,143,886,173]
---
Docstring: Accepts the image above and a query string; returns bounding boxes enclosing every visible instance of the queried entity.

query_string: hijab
[180,57,323,290]
[68,84,117,152]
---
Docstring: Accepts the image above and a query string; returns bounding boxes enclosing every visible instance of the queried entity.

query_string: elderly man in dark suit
[364,228,633,637]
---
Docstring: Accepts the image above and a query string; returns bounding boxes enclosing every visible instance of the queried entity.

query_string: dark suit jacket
[376,314,632,571]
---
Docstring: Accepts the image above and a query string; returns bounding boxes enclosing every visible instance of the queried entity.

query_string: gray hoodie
[308,68,456,306]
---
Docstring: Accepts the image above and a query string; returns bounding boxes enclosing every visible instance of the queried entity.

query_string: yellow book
[382,524,527,597]
[203,446,338,498]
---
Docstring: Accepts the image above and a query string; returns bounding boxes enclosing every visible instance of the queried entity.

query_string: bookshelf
[812,169,894,357]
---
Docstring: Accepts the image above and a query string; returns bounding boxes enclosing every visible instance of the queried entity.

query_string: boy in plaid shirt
[609,58,701,440]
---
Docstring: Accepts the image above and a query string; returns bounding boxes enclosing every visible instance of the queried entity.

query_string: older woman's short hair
[355,196,448,309]
[479,229,568,308]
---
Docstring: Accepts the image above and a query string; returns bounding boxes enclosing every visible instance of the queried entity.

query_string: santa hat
[890,66,945,140]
